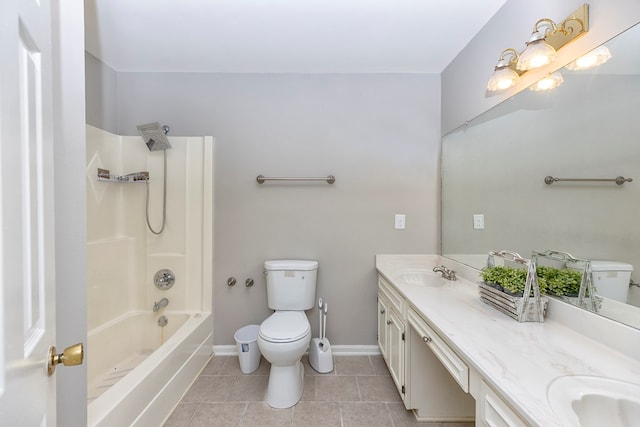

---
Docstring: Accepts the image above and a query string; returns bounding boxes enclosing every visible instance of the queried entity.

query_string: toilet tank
[568,260,633,303]
[264,260,318,310]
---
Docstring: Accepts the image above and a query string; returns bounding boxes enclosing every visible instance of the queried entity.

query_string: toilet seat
[259,312,310,343]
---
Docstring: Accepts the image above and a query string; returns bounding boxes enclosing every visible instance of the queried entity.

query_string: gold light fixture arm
[544,4,589,50]
[498,48,519,64]
[532,18,558,37]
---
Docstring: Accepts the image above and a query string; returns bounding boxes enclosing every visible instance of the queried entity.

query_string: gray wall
[85,52,118,133]
[104,72,441,345]
[442,0,640,135]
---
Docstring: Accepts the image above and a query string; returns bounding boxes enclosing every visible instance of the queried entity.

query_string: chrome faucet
[153,298,169,312]
[433,265,457,281]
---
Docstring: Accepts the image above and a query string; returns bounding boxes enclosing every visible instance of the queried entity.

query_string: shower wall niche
[86,125,214,331]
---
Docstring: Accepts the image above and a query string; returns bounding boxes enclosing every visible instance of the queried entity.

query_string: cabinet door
[477,380,528,427]
[377,295,389,360]
[387,309,405,396]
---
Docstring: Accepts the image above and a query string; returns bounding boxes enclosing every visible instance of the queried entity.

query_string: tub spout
[153,298,169,312]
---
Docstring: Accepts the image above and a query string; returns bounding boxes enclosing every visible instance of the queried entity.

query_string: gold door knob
[48,343,84,376]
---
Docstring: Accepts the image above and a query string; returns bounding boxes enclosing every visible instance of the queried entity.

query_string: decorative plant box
[479,282,549,322]
[479,250,548,323]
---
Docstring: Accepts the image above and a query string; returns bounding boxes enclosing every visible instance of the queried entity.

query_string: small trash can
[234,324,261,374]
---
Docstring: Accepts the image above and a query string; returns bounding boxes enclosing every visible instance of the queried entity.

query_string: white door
[0,0,58,424]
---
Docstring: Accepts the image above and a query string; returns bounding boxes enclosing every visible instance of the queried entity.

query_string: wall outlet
[394,214,406,230]
[473,214,484,230]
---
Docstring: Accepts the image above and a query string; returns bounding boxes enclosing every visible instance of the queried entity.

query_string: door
[387,309,405,397]
[0,0,57,424]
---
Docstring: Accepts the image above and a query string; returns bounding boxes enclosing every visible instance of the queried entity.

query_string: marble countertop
[376,254,640,427]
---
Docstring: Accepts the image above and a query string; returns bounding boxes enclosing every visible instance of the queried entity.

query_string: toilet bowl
[257,311,311,408]
[257,259,318,408]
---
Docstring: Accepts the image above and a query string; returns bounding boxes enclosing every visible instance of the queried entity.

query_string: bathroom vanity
[376,254,640,427]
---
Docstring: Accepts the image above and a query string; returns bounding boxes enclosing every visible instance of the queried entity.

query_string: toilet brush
[308,298,334,373]
[320,303,328,349]
[318,298,323,340]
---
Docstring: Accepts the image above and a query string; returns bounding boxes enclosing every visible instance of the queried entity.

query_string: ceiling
[85,0,508,73]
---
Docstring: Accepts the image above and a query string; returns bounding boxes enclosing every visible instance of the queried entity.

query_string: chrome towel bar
[256,175,335,184]
[544,176,633,185]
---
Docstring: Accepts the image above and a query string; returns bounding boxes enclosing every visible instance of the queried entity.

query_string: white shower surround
[85,125,214,425]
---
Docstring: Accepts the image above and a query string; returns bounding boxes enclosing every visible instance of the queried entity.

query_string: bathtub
[87,311,213,427]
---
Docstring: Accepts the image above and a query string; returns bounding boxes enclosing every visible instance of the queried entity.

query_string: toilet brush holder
[308,337,333,373]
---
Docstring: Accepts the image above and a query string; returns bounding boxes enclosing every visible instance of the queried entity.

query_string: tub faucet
[153,298,169,312]
[433,265,457,281]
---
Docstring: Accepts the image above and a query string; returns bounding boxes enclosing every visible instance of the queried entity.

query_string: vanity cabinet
[378,273,529,425]
[476,379,528,427]
[406,307,475,421]
[377,276,406,398]
[378,275,474,419]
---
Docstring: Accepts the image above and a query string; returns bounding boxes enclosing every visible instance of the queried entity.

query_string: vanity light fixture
[565,45,611,71]
[486,48,522,91]
[516,18,558,71]
[516,20,559,71]
[517,5,589,71]
[529,71,564,91]
[487,4,589,92]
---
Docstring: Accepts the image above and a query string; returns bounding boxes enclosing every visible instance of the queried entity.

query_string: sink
[547,375,640,427]
[395,269,441,286]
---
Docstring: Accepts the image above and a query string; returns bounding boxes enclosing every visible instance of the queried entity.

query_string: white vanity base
[376,254,640,427]
[407,322,475,421]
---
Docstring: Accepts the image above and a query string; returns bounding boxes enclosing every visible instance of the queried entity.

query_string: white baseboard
[213,344,380,357]
[213,345,237,356]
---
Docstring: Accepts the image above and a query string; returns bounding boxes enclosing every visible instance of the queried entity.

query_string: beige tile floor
[163,355,475,427]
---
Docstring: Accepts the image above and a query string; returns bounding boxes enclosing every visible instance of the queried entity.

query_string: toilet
[568,260,633,303]
[257,259,318,408]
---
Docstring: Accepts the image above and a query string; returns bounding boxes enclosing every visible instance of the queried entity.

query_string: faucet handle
[154,269,175,290]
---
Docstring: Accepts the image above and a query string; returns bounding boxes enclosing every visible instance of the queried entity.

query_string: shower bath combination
[136,122,172,235]
[87,124,214,426]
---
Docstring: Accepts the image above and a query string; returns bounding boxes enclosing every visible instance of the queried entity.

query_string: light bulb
[530,72,564,91]
[565,46,612,71]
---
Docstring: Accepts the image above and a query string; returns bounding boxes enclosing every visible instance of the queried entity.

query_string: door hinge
[401,385,405,394]
[402,332,405,341]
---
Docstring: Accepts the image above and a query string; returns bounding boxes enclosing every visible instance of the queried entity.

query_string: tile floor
[163,355,475,427]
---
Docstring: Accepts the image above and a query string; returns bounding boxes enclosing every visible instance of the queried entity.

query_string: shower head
[137,122,172,151]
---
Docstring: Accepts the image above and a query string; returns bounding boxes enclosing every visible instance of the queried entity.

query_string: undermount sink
[547,375,640,427]
[395,269,441,286]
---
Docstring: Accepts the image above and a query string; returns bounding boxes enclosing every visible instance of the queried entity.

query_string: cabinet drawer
[407,308,469,392]
[378,276,404,314]
[479,380,528,427]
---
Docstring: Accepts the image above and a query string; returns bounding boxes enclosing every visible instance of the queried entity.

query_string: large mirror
[442,22,640,329]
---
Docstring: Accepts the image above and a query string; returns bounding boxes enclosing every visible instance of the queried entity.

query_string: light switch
[473,214,484,230]
[394,214,406,230]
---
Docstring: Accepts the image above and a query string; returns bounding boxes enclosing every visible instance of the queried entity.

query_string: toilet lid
[260,312,310,342]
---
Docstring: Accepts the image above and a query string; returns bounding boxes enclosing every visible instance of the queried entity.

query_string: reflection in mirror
[441,22,640,329]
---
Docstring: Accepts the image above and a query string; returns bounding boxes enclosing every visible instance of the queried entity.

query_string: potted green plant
[536,266,582,297]
[480,265,546,297]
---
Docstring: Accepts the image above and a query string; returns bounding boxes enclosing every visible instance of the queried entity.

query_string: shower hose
[145,150,168,235]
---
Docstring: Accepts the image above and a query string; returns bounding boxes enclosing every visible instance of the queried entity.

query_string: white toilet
[257,259,317,408]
